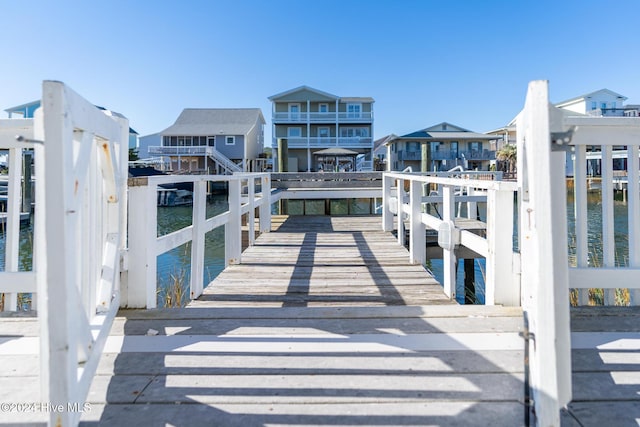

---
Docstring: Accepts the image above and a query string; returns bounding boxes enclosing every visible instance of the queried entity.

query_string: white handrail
[126,172,271,308]
[0,119,35,311]
[382,170,518,305]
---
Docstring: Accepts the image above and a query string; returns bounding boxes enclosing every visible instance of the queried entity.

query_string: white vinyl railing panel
[0,119,35,310]
[563,116,640,304]
[382,171,518,306]
[126,173,271,308]
[33,81,129,427]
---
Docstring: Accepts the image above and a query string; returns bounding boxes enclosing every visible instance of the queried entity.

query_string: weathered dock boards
[0,216,523,425]
[220,215,453,307]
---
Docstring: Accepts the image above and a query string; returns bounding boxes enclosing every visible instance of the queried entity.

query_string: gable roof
[161,108,265,136]
[268,85,338,101]
[374,134,397,149]
[555,89,627,107]
[4,100,41,114]
[399,122,488,140]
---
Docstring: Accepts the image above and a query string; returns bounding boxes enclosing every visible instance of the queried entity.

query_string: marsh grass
[158,268,190,308]
[568,238,631,306]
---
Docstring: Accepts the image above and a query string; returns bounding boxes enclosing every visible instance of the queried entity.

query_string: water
[1,190,631,308]
[155,195,228,306]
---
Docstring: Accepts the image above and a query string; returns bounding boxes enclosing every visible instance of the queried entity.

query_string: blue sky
[1,0,639,145]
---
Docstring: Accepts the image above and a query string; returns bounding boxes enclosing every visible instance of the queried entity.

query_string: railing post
[409,179,425,264]
[247,177,256,246]
[442,185,456,299]
[126,177,158,308]
[3,147,22,311]
[382,174,393,231]
[518,80,571,425]
[226,178,242,265]
[190,179,207,299]
[628,145,640,304]
[397,179,405,247]
[259,174,272,233]
[485,188,518,305]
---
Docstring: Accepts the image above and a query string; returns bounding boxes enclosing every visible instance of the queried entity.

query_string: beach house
[150,108,266,174]
[268,86,374,172]
[385,122,498,172]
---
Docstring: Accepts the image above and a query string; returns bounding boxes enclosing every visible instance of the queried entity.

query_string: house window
[340,127,369,138]
[451,142,458,157]
[288,127,302,137]
[469,141,482,152]
[346,103,361,118]
[225,136,235,145]
[430,142,441,153]
[289,103,300,120]
[601,102,607,110]
[207,137,215,146]
[319,103,329,113]
[591,101,597,110]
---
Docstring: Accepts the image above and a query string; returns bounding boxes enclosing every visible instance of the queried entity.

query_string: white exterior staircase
[208,146,243,174]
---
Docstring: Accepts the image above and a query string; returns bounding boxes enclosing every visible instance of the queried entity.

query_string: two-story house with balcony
[268,86,374,172]
[150,108,266,174]
[386,122,499,172]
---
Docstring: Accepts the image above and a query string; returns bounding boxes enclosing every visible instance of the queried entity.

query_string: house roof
[374,134,397,149]
[340,97,375,103]
[555,89,627,107]
[268,86,338,101]
[426,131,497,140]
[4,100,40,114]
[161,108,265,136]
[268,86,374,103]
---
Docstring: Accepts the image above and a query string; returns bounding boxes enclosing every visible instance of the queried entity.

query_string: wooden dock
[1,216,638,425]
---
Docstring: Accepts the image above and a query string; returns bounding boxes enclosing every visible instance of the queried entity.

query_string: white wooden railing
[272,111,373,122]
[0,118,35,311]
[563,116,640,305]
[0,82,129,426]
[125,173,271,308]
[381,171,519,305]
[282,137,373,149]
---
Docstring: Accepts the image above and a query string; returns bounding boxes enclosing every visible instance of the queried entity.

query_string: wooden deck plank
[203,215,454,308]
[0,211,637,426]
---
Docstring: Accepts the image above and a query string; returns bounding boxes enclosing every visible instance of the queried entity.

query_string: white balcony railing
[273,112,373,123]
[283,137,373,149]
[148,146,213,156]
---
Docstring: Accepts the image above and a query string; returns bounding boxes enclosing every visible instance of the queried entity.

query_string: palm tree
[496,144,517,175]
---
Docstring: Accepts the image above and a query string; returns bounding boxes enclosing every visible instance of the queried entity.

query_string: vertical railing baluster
[442,185,456,299]
[226,178,242,265]
[574,145,589,305]
[409,179,425,265]
[190,179,207,299]
[628,145,640,304]
[601,146,616,305]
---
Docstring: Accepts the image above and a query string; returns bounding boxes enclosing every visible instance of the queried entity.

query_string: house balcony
[272,112,373,123]
[148,146,213,156]
[426,150,495,161]
[460,149,495,161]
[397,151,422,161]
[284,137,373,149]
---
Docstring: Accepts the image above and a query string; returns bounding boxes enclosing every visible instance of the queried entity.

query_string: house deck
[1,216,639,426]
